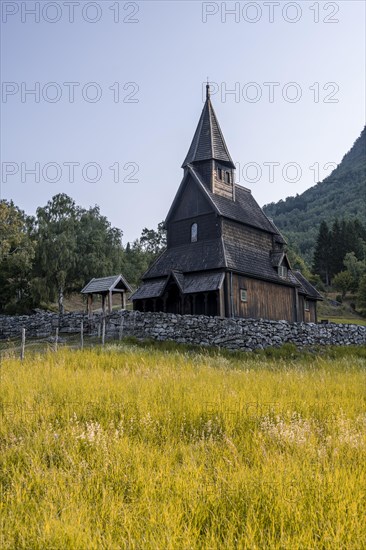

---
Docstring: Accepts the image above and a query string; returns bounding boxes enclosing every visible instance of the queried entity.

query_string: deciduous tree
[0,201,35,313]
[34,194,79,314]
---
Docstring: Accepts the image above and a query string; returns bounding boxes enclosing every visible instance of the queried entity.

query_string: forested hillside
[263,127,366,263]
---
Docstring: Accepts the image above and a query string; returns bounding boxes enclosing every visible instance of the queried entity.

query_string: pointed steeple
[182,86,235,169]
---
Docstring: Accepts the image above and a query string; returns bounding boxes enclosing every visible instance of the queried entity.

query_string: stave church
[131,86,321,322]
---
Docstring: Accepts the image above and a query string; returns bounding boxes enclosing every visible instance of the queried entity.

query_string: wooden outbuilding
[131,86,322,322]
[81,274,132,318]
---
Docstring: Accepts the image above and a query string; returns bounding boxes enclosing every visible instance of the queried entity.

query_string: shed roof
[131,270,225,301]
[129,278,166,300]
[142,238,300,288]
[134,254,322,301]
[81,274,132,294]
[293,271,323,300]
[224,241,297,286]
[183,271,225,294]
[143,239,226,279]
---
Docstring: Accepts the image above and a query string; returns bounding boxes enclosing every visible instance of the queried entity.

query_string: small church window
[240,289,247,302]
[191,222,198,242]
[218,168,223,180]
[225,171,231,184]
[304,299,310,311]
[278,266,288,278]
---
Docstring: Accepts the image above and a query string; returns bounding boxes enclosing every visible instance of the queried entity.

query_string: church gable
[168,213,221,248]
[166,174,214,223]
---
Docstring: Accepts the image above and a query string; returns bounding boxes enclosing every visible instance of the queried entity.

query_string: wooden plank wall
[213,178,234,200]
[298,295,305,322]
[171,177,212,221]
[168,213,220,247]
[192,161,213,190]
[298,295,317,323]
[231,274,296,321]
[308,300,317,323]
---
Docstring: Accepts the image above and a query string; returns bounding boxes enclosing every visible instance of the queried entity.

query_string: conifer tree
[313,221,331,285]
[329,219,343,277]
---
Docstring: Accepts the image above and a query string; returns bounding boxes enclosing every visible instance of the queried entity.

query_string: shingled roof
[81,274,132,294]
[143,240,226,279]
[224,241,297,286]
[129,278,166,300]
[143,236,301,288]
[188,165,286,241]
[293,271,323,300]
[182,86,235,169]
[133,264,324,301]
[270,251,291,268]
[131,271,225,301]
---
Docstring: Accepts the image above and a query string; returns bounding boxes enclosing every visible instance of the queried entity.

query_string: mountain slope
[263,127,366,263]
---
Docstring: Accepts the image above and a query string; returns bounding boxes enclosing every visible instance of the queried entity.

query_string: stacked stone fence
[0,310,365,351]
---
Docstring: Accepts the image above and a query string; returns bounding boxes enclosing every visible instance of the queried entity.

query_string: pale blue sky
[1,0,365,243]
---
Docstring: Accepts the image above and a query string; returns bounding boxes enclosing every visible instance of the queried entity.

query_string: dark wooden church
[132,86,321,322]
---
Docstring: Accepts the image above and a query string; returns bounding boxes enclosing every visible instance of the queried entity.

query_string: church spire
[182,87,235,169]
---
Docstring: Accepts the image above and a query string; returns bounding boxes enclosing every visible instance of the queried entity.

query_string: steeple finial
[206,77,210,100]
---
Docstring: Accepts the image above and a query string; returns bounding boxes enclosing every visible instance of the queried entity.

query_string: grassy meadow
[1,342,366,549]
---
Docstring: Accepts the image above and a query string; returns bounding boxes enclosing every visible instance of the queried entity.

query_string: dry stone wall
[0,311,365,350]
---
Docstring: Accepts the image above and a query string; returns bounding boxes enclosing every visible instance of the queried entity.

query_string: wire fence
[0,317,129,360]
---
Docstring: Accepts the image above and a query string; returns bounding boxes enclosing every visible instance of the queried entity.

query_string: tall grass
[1,343,365,549]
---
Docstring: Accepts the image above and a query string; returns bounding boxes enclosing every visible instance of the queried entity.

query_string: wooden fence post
[102,318,106,346]
[80,321,84,349]
[20,328,25,361]
[97,324,101,339]
[119,317,124,341]
[55,328,59,352]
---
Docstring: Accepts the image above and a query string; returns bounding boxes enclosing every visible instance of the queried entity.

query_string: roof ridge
[207,99,214,161]
[108,274,122,291]
[209,100,235,165]
[142,246,168,280]
[191,102,206,161]
[81,274,132,294]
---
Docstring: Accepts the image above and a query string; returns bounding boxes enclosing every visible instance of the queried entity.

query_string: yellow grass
[1,344,365,549]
